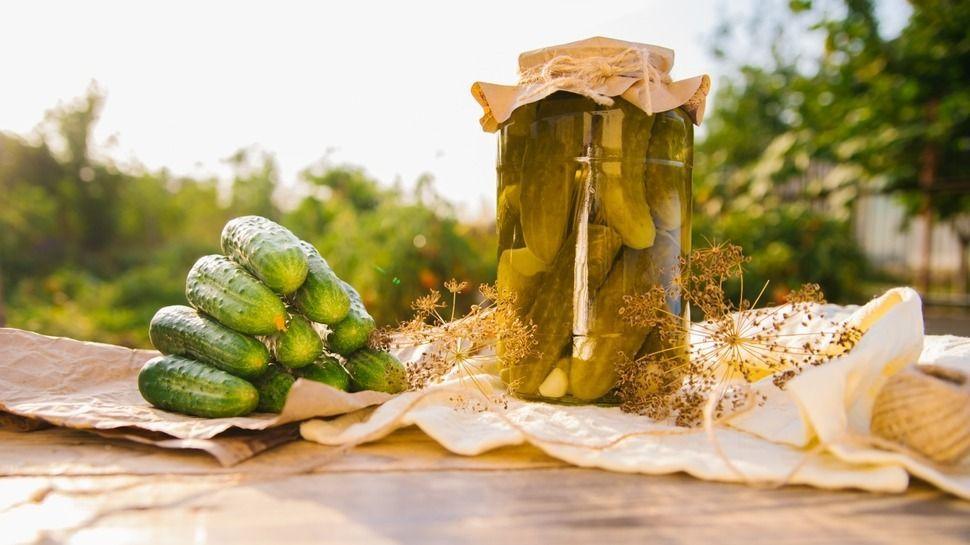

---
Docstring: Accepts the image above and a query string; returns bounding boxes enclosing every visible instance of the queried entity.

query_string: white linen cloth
[302,288,970,498]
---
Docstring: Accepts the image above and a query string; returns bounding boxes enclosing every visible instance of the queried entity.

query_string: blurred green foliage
[695,0,968,302]
[2,0,965,346]
[0,91,495,347]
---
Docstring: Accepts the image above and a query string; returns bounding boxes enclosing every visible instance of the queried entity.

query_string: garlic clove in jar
[538,367,569,399]
[870,364,970,465]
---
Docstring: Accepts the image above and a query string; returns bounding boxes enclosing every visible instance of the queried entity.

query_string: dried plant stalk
[616,242,862,426]
[387,280,536,397]
[393,243,862,427]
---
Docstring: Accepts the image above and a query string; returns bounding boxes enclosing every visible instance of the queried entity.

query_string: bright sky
[0,1,908,215]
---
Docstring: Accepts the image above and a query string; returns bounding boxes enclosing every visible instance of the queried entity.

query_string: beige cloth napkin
[302,288,970,498]
[0,328,391,440]
[472,36,710,132]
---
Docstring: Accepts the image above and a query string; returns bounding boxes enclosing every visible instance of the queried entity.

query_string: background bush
[2,1,965,346]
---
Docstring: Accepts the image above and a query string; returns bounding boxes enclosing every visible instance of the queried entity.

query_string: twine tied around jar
[473,37,710,131]
[517,48,671,109]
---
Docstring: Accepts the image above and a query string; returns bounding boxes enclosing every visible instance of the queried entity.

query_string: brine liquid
[496,93,693,404]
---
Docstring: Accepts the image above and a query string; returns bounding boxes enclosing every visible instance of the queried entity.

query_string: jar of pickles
[474,38,708,404]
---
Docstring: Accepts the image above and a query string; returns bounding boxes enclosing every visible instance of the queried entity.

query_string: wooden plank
[0,427,567,477]
[0,427,967,544]
[1,470,967,545]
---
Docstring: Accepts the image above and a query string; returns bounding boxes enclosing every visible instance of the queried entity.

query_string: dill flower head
[616,243,861,426]
[390,280,536,393]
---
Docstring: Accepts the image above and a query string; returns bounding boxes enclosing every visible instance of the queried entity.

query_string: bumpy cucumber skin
[150,305,269,379]
[221,216,309,295]
[291,242,351,325]
[138,355,259,418]
[296,354,351,391]
[185,255,287,335]
[345,349,407,394]
[252,363,296,413]
[266,313,323,369]
[327,280,376,356]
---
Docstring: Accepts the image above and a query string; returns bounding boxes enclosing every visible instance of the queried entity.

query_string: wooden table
[1,426,968,545]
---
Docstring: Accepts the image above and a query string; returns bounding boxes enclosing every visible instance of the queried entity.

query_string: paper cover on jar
[472,36,711,132]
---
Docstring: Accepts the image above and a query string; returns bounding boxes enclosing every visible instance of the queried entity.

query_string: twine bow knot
[517,48,670,108]
[595,60,616,78]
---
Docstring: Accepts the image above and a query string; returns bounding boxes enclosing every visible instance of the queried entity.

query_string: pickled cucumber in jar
[646,109,693,233]
[517,97,587,265]
[594,101,657,250]
[495,92,693,405]
[501,223,622,395]
[480,37,706,405]
[570,231,681,401]
[497,103,536,251]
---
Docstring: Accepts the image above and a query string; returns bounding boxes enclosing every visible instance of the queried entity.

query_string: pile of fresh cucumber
[138,215,407,418]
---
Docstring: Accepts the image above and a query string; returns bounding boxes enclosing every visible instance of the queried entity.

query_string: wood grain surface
[0,427,967,545]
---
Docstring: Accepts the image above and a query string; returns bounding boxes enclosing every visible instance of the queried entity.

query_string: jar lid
[472,36,710,132]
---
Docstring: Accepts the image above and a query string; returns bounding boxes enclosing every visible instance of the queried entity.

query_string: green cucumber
[291,242,351,325]
[345,349,407,394]
[185,255,287,335]
[570,231,681,400]
[327,280,376,356]
[296,354,351,391]
[221,215,309,295]
[252,363,296,413]
[645,109,692,231]
[138,355,258,418]
[519,110,581,264]
[497,249,541,313]
[265,313,323,369]
[505,224,622,395]
[597,111,657,249]
[149,305,269,379]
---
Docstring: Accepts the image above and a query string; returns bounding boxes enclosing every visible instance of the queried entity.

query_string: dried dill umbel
[617,243,863,426]
[388,279,536,396]
[389,244,861,427]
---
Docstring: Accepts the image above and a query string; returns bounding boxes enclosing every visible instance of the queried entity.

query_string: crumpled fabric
[472,36,710,132]
[302,288,970,498]
[0,328,391,440]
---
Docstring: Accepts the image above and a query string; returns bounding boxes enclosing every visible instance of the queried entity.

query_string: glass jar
[496,92,693,404]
